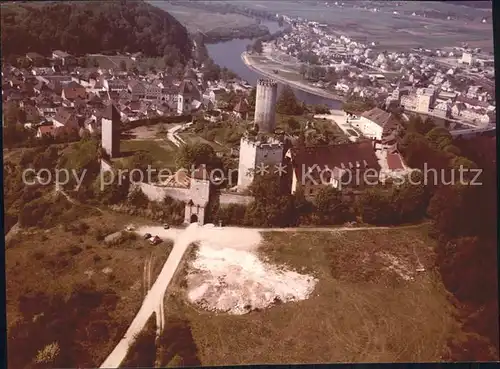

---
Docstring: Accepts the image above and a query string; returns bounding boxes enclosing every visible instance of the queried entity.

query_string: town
[250,15,496,130]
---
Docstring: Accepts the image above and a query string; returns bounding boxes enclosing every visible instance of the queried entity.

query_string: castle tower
[101,102,121,158]
[237,135,284,190]
[254,79,278,133]
[184,166,211,225]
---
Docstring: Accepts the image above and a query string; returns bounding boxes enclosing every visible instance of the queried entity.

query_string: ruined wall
[132,182,190,203]
[219,192,254,206]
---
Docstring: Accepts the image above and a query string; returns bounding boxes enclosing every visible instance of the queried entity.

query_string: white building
[345,107,395,141]
[461,52,475,66]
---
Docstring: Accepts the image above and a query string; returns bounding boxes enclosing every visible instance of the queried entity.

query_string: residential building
[62,81,87,101]
[286,141,380,199]
[346,107,399,141]
[128,80,145,100]
[52,107,79,129]
[52,50,74,66]
[461,52,475,66]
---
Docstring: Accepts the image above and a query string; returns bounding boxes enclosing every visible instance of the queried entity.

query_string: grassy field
[161,225,459,364]
[6,207,174,366]
[150,2,257,34]
[224,0,493,52]
[89,54,135,69]
[116,139,178,170]
[178,132,228,153]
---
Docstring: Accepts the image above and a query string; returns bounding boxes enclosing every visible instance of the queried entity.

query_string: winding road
[166,123,188,147]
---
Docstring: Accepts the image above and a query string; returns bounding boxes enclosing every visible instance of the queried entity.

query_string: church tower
[101,102,121,158]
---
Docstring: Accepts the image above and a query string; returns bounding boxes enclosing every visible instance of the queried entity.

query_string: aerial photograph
[1,0,497,367]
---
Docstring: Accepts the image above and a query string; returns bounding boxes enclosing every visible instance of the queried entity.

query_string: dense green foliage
[1,0,191,62]
[8,283,122,368]
[276,85,305,115]
[175,142,220,171]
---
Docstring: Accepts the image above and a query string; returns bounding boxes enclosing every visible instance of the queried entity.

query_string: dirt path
[100,225,196,368]
[56,186,105,214]
[167,124,187,147]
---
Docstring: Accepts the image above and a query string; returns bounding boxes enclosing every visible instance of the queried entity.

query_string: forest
[0,0,192,63]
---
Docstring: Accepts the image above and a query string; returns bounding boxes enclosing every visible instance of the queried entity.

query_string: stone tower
[254,79,278,133]
[101,102,121,158]
[184,166,211,225]
[237,134,284,190]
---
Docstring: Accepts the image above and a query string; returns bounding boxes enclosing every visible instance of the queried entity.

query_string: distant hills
[0,0,192,62]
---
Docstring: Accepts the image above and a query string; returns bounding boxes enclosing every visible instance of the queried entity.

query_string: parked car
[163,223,170,230]
[143,233,152,240]
[149,235,162,245]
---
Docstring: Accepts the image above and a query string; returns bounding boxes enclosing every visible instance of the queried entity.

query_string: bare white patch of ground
[185,226,318,315]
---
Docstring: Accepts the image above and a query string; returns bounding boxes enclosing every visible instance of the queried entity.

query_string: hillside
[0,0,192,62]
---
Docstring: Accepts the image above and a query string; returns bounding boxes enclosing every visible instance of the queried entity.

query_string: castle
[237,79,285,190]
[100,79,284,225]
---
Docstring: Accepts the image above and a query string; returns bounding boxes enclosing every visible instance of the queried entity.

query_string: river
[206,20,342,109]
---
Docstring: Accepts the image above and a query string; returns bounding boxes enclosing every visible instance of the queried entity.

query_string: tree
[427,184,470,239]
[276,85,303,115]
[426,126,452,150]
[128,187,149,208]
[245,173,296,227]
[356,187,396,225]
[391,172,429,223]
[251,39,263,54]
[175,143,218,171]
[248,87,257,110]
[1,1,192,63]
[313,104,330,114]
[34,342,61,366]
[286,117,300,131]
[314,186,349,224]
[299,64,307,78]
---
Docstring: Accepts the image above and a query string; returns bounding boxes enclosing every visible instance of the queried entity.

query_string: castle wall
[255,143,283,169]
[133,182,190,203]
[254,79,277,133]
[219,193,254,206]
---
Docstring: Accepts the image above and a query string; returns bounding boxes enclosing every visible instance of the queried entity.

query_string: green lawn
[117,140,178,170]
[178,133,229,153]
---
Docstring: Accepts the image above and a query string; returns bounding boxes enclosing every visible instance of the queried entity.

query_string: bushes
[9,284,120,369]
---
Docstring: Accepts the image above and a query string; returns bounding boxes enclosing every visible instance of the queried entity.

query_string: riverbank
[242,51,346,103]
